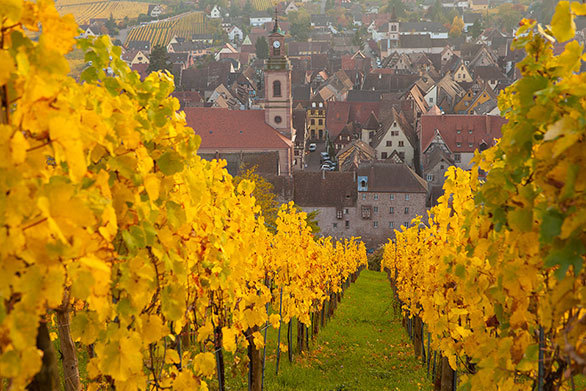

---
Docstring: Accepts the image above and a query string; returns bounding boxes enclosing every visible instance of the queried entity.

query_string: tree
[495,3,523,33]
[233,166,280,232]
[352,28,364,48]
[449,15,464,38]
[255,36,269,59]
[288,10,312,41]
[469,18,483,39]
[384,0,406,18]
[146,45,171,74]
[105,13,118,35]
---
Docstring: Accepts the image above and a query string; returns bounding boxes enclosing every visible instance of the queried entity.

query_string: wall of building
[374,122,415,167]
[355,191,427,248]
[198,147,291,176]
[305,191,427,249]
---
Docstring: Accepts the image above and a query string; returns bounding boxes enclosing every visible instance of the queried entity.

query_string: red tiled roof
[420,114,507,154]
[131,63,149,80]
[184,108,293,150]
[326,101,381,140]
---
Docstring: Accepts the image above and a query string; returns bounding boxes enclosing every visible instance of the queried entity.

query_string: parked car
[320,164,331,170]
[320,152,329,159]
[308,143,317,152]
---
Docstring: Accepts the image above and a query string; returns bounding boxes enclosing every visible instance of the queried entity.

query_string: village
[70,0,585,248]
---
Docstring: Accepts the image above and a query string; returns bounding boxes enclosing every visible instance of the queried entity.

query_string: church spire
[390,6,397,22]
[272,7,281,34]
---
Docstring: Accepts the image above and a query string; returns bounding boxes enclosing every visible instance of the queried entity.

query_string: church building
[184,11,296,176]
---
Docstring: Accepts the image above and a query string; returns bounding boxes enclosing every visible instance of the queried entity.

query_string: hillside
[125,11,210,47]
[55,0,153,24]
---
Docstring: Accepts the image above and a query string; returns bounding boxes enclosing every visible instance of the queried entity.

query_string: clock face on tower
[273,40,281,48]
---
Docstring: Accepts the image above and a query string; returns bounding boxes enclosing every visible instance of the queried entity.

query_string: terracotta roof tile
[185,108,292,150]
[420,114,507,153]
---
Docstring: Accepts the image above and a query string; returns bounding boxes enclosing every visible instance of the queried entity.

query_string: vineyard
[125,12,209,47]
[2,0,586,390]
[234,0,273,11]
[382,2,586,390]
[1,1,367,390]
[55,0,152,25]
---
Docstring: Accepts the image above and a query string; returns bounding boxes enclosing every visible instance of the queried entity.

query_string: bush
[367,247,384,271]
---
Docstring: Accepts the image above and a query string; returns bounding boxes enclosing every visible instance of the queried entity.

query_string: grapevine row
[382,3,586,390]
[56,1,151,25]
[0,2,366,391]
[125,12,208,47]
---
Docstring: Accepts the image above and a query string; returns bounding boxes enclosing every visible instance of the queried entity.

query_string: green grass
[224,270,431,391]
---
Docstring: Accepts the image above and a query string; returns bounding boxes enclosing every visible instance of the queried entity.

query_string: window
[398,152,405,160]
[386,140,392,147]
[275,116,282,124]
[319,102,323,108]
[345,220,349,228]
[390,194,395,200]
[404,222,409,227]
[336,209,343,219]
[311,119,315,125]
[440,165,444,169]
[457,129,462,134]
[318,119,323,125]
[373,221,378,228]
[390,207,394,214]
[454,153,461,163]
[390,24,397,32]
[398,141,404,147]
[373,206,378,213]
[344,208,349,214]
[427,174,433,181]
[333,223,338,228]
[312,102,316,108]
[468,129,473,134]
[456,142,462,147]
[374,194,379,200]
[405,207,409,214]
[430,97,434,103]
[405,194,410,201]
[273,80,281,97]
[389,222,394,228]
[362,193,366,200]
[469,142,474,148]
[361,206,372,219]
[381,152,388,159]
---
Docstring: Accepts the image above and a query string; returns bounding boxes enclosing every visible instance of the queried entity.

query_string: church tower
[264,9,293,140]
[388,6,399,49]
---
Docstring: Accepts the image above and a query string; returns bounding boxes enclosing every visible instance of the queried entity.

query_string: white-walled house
[228,25,243,42]
[209,5,222,18]
[250,16,273,26]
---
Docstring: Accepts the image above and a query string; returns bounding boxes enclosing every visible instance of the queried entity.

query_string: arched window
[273,80,281,97]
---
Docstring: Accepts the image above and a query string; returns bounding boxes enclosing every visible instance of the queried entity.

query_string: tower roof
[271,7,284,35]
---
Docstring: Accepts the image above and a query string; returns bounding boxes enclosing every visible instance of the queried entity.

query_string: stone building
[294,161,428,249]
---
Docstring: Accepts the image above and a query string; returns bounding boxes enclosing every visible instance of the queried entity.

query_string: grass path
[243,270,431,391]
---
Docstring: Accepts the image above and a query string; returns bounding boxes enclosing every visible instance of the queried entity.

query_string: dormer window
[319,102,323,108]
[312,102,316,108]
